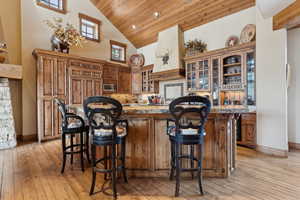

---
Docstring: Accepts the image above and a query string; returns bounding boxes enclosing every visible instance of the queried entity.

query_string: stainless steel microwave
[103,84,116,92]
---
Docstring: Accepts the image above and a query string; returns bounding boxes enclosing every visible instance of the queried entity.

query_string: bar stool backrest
[83,96,123,138]
[169,96,211,136]
[54,98,68,128]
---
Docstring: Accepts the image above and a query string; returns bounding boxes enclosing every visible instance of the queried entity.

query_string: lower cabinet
[238,113,257,148]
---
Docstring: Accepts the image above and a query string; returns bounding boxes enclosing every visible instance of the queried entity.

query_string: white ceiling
[257,0,296,18]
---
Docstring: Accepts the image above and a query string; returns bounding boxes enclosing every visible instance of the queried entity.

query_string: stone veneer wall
[0,78,16,149]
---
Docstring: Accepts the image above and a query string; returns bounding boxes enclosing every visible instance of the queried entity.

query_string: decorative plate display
[225,36,239,47]
[129,54,145,69]
[240,24,256,44]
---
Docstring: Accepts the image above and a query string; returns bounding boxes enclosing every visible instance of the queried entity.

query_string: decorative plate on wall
[240,24,256,44]
[129,54,145,69]
[225,36,239,47]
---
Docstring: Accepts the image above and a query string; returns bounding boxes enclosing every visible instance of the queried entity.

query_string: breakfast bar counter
[71,104,255,178]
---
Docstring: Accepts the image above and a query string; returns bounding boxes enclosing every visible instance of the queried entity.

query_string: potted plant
[184,39,207,56]
[45,18,85,53]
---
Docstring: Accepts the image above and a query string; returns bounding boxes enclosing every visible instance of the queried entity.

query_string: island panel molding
[33,49,131,142]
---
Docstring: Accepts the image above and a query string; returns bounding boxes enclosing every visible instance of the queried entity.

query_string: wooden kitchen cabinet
[68,65,103,105]
[118,67,131,94]
[34,49,136,142]
[238,113,256,148]
[141,65,159,94]
[36,55,68,141]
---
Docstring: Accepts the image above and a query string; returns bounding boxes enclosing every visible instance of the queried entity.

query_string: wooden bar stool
[167,96,211,197]
[84,96,128,200]
[55,98,90,174]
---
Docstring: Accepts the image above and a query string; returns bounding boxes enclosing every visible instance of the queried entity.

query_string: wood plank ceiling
[91,0,255,48]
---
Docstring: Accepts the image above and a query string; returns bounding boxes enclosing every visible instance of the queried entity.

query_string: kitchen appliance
[103,83,116,92]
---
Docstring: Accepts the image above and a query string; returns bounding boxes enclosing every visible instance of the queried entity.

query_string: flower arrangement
[45,18,85,52]
[184,39,207,56]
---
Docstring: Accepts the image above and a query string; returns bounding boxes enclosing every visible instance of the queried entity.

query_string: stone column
[0,78,16,149]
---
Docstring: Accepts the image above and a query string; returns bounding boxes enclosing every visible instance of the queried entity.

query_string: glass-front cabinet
[186,62,197,91]
[246,51,256,105]
[186,58,210,92]
[184,42,256,107]
[211,57,220,106]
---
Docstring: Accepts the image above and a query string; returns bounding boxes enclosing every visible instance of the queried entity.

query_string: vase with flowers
[184,39,207,57]
[45,18,85,53]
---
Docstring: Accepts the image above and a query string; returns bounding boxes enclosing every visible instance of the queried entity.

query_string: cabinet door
[245,51,256,105]
[211,57,220,106]
[186,62,197,91]
[197,59,210,91]
[54,58,68,138]
[241,113,256,147]
[69,78,83,105]
[103,66,118,80]
[132,72,142,94]
[93,80,102,96]
[37,56,68,141]
[118,70,131,93]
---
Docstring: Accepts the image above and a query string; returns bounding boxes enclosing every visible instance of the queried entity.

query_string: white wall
[21,0,136,136]
[184,7,256,51]
[138,7,256,65]
[137,42,157,66]
[287,28,300,144]
[256,8,288,151]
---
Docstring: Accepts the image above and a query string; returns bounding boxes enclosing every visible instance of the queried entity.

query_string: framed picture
[164,83,184,103]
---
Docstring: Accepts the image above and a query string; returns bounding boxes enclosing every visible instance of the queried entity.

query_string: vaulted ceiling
[91,0,255,48]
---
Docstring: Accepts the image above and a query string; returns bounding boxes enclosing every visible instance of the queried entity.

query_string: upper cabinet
[118,67,132,94]
[141,65,159,94]
[184,42,256,106]
[186,58,210,92]
[245,51,256,106]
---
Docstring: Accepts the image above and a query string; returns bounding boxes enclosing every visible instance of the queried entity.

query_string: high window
[79,13,101,43]
[37,0,67,14]
[110,40,127,63]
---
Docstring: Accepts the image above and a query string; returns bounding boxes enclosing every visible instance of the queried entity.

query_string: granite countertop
[69,104,256,115]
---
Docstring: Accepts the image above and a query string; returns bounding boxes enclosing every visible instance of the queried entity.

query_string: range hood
[152,25,185,81]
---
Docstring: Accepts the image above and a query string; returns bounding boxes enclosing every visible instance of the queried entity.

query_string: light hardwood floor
[1,140,300,200]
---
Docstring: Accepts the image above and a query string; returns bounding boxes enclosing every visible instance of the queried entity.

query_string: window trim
[110,40,127,64]
[36,0,67,14]
[79,13,101,43]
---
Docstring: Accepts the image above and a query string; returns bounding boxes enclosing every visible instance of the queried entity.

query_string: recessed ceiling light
[132,25,136,29]
[153,11,160,18]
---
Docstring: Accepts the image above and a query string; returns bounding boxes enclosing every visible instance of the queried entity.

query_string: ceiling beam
[273,0,300,30]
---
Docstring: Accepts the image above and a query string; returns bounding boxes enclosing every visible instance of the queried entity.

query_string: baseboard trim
[288,142,300,150]
[17,134,38,142]
[256,145,288,158]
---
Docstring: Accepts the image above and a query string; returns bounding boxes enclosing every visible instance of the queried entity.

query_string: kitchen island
[71,104,255,178]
